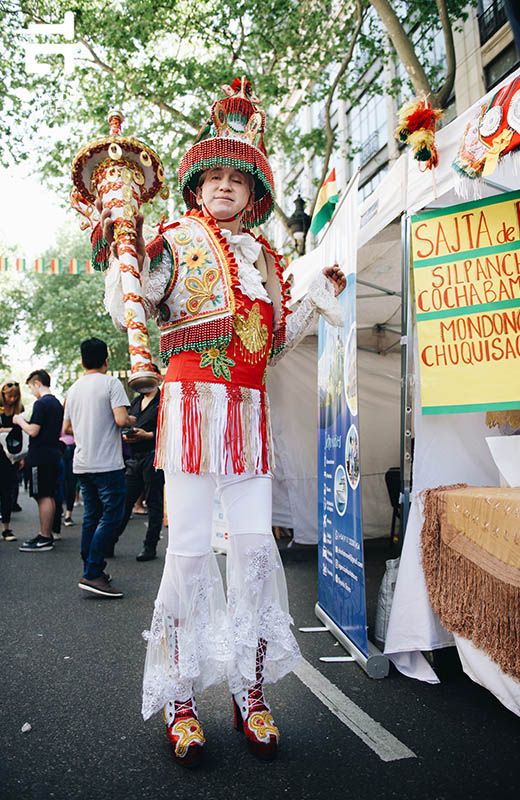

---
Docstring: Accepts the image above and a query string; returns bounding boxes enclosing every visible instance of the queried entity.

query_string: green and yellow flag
[310,169,339,236]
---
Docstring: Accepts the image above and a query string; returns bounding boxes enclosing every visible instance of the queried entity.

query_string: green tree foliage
[0,0,474,365]
[2,1,472,202]
[0,218,160,384]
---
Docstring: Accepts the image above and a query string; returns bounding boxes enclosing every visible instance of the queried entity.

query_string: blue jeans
[78,470,126,579]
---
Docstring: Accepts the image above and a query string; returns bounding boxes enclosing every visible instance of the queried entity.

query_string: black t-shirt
[128,391,160,456]
[26,394,64,466]
[1,409,24,429]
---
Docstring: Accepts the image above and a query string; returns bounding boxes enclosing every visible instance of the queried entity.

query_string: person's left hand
[12,414,23,427]
[123,427,153,443]
[323,264,346,296]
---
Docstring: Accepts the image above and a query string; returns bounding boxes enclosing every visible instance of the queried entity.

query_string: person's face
[2,385,19,405]
[27,380,40,398]
[196,167,253,221]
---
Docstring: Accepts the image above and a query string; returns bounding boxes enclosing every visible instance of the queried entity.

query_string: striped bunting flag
[0,258,93,273]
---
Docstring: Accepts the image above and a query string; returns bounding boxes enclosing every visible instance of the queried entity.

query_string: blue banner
[317,272,369,658]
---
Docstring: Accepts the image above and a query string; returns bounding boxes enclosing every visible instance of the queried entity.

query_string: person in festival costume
[99,77,346,766]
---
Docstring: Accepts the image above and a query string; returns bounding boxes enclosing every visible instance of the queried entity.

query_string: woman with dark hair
[0,379,24,541]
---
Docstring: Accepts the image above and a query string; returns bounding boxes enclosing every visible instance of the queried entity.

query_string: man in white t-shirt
[64,338,135,598]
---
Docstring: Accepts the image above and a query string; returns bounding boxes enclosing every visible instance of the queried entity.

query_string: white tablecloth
[383,364,520,716]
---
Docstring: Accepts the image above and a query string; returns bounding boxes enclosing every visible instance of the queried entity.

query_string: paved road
[1,491,519,800]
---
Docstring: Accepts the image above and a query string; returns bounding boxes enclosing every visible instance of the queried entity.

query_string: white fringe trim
[453,150,520,200]
[156,381,274,474]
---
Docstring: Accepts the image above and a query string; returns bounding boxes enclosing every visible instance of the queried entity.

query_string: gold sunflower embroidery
[185,245,209,271]
[199,345,235,381]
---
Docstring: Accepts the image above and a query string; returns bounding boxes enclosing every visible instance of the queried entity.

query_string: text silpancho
[412,190,520,415]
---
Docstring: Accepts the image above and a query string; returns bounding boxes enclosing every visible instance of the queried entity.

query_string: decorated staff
[71,110,167,390]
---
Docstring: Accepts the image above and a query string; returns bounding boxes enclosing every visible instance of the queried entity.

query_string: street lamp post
[288,195,311,255]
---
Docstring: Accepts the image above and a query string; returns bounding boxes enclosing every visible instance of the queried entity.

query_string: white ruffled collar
[220,228,262,266]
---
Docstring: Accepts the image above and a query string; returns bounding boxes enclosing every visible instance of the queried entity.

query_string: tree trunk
[368,0,432,99]
[309,0,364,219]
[430,0,456,108]
[369,0,456,110]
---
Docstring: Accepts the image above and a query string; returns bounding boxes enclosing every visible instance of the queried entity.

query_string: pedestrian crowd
[0,337,164,598]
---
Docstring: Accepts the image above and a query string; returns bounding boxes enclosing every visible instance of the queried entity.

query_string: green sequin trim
[92,237,109,272]
[160,333,233,365]
[269,343,285,361]
[150,253,162,271]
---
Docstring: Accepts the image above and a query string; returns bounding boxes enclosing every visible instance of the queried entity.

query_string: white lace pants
[141,471,301,721]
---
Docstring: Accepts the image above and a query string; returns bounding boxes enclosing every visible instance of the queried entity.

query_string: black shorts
[28,464,60,499]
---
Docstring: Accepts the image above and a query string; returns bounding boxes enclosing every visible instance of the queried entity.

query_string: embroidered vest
[144,210,291,366]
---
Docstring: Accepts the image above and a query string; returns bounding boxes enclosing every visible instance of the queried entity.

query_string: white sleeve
[270,272,345,366]
[104,247,172,331]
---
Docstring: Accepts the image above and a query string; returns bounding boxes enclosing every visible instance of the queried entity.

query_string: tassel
[146,233,165,271]
[91,222,110,272]
[155,381,274,475]
[160,319,234,364]
[259,392,269,473]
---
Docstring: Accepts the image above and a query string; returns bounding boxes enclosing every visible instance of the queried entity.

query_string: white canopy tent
[270,173,402,544]
[270,66,520,714]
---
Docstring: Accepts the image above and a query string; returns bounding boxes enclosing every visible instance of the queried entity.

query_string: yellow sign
[412,190,520,414]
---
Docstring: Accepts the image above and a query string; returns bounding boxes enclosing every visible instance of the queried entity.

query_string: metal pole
[399,212,413,544]
[356,277,402,296]
[315,604,389,679]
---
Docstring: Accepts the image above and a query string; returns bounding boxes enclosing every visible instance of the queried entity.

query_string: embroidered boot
[232,638,280,760]
[164,697,205,767]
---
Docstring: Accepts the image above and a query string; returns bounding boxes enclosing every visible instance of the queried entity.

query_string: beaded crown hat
[178,77,275,227]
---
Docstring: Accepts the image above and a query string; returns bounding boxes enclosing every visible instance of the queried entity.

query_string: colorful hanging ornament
[395,97,443,170]
[453,75,520,195]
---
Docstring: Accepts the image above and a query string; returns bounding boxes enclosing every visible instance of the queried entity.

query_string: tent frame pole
[356,277,401,297]
[399,212,413,543]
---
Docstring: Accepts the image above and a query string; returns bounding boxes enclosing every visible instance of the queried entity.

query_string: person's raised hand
[323,264,346,296]
[95,199,146,272]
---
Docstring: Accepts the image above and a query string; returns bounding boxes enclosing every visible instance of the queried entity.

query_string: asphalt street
[1,490,519,800]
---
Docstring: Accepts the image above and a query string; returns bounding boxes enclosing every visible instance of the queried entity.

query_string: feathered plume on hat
[178,77,275,227]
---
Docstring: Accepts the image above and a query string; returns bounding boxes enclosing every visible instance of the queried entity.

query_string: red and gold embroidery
[233,302,269,364]
[186,268,221,314]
